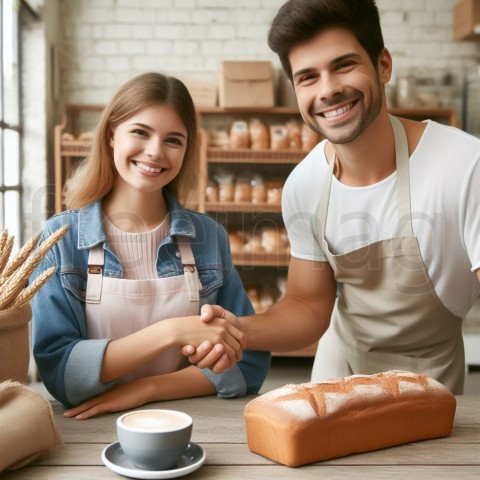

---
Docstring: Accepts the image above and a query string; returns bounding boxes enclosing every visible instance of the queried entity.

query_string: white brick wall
[20,0,480,226]
[56,0,480,108]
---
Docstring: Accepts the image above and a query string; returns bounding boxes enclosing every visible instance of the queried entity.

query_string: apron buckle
[88,265,103,275]
[183,264,196,273]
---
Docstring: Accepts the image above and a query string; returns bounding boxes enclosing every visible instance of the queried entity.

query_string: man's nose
[317,73,343,102]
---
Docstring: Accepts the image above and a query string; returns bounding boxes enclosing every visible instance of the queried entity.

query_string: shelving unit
[54,105,460,358]
[53,104,103,213]
[197,106,310,356]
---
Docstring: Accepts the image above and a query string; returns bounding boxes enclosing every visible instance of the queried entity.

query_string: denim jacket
[31,191,270,407]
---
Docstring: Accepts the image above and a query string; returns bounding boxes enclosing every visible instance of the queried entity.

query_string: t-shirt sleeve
[462,155,480,272]
[281,163,328,262]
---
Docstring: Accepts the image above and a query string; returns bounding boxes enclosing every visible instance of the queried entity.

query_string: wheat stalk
[0,233,14,276]
[2,231,41,279]
[10,265,57,309]
[0,224,69,310]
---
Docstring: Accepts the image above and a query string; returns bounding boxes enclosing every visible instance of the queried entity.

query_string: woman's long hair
[64,72,198,210]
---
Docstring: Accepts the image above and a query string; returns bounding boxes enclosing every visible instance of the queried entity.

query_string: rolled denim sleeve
[203,349,271,398]
[64,339,115,406]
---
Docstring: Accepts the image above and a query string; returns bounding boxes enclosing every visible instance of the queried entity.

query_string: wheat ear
[0,230,11,288]
[10,265,57,309]
[2,231,41,279]
[0,234,14,276]
[0,229,8,257]
[0,224,69,310]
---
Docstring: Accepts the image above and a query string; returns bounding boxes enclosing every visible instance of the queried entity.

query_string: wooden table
[3,395,480,479]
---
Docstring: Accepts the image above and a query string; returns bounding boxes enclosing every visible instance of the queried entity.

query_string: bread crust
[244,370,456,467]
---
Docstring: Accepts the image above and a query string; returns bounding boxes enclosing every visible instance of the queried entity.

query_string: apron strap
[86,245,104,304]
[389,114,414,237]
[177,237,201,302]
[317,148,336,244]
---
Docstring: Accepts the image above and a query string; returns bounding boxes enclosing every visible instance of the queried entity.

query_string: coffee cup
[117,409,193,470]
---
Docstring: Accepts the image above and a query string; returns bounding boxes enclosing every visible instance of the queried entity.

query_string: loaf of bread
[244,370,456,467]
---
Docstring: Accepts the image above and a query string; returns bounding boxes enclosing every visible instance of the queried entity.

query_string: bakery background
[2,0,480,379]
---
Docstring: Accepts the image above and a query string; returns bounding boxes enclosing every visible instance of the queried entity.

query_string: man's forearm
[240,294,334,352]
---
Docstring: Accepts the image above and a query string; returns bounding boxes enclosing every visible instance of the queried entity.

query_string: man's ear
[377,48,393,85]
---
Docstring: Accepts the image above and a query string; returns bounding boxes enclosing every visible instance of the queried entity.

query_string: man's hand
[181,304,245,373]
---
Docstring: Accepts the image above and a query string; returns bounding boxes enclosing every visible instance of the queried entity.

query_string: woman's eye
[131,129,148,136]
[167,137,184,146]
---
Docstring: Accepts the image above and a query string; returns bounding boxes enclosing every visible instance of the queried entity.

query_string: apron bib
[85,237,201,384]
[311,115,464,394]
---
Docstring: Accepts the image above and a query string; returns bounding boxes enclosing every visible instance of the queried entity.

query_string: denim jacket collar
[77,189,196,250]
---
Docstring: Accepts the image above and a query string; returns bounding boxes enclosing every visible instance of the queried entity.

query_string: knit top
[104,215,170,279]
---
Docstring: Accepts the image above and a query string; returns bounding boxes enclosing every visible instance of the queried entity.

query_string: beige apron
[311,115,465,394]
[85,237,201,384]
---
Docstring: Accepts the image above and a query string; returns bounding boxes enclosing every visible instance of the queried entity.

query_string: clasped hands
[182,304,243,373]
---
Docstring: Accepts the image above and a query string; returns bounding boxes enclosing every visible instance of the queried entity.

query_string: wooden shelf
[231,252,290,267]
[389,107,459,127]
[206,201,281,213]
[207,148,305,164]
[59,140,92,156]
[198,106,300,115]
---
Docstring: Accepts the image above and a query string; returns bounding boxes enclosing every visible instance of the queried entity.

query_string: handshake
[181,304,245,374]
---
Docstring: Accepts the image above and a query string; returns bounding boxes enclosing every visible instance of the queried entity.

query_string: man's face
[290,27,391,145]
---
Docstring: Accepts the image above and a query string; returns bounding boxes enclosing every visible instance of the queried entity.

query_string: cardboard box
[184,81,217,107]
[453,0,480,40]
[219,61,275,108]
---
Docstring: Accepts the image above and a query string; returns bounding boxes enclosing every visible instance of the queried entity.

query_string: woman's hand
[64,368,217,420]
[181,305,245,373]
[63,378,155,420]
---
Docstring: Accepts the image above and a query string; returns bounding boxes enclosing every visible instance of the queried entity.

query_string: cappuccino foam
[121,410,190,431]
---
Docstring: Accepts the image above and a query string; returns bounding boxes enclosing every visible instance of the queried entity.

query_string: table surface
[3,394,479,479]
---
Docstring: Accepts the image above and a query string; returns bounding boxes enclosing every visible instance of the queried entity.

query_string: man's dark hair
[268,0,385,81]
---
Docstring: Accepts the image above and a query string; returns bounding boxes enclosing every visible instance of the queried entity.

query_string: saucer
[102,441,206,479]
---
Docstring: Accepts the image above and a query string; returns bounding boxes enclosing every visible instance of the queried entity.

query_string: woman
[31,72,270,419]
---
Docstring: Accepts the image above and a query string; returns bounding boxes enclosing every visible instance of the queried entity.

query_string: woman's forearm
[142,366,217,402]
[100,314,243,383]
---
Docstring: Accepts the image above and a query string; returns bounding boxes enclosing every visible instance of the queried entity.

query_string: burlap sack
[0,302,32,384]
[0,380,62,472]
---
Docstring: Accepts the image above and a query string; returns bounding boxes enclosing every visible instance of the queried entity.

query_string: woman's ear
[109,127,115,148]
[377,48,393,85]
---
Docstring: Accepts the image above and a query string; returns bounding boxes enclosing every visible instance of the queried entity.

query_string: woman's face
[110,103,188,197]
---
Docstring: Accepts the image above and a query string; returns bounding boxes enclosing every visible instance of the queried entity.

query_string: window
[0,0,22,247]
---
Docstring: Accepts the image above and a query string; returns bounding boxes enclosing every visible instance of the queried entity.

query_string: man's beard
[305,83,383,145]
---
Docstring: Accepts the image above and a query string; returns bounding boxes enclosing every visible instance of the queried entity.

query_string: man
[184,0,480,394]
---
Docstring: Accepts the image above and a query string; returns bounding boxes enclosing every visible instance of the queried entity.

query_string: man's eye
[296,73,316,85]
[337,62,354,70]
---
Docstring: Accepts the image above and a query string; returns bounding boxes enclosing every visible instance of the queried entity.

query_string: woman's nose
[145,138,163,158]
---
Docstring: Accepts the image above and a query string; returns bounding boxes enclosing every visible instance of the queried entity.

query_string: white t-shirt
[282,121,480,319]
